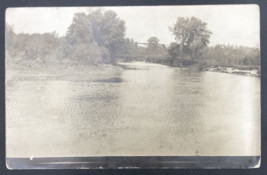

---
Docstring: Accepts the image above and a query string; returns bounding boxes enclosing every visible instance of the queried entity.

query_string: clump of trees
[6,9,126,65]
[167,16,259,67]
[202,44,260,66]
[5,24,63,64]
[168,17,212,66]
[147,37,159,56]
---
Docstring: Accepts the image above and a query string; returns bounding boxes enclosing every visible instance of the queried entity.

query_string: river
[6,61,260,157]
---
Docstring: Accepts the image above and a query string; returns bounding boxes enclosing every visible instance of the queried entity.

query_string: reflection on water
[6,62,260,157]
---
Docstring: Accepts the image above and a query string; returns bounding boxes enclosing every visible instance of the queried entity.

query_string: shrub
[69,42,102,65]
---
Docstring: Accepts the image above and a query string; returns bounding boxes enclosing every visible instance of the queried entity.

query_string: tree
[68,42,102,65]
[66,13,93,46]
[64,10,125,65]
[65,12,102,64]
[147,37,160,56]
[169,17,212,66]
[147,37,159,45]
[5,23,17,61]
[168,42,180,59]
[89,9,126,64]
[88,9,104,46]
[5,23,15,50]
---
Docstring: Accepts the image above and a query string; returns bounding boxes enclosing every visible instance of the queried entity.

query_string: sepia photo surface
[5,5,260,169]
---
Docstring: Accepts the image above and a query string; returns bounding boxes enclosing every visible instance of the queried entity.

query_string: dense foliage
[6,9,126,65]
[167,17,259,67]
[5,13,260,67]
[202,44,260,66]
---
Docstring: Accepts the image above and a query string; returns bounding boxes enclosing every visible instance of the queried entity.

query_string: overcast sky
[6,5,260,48]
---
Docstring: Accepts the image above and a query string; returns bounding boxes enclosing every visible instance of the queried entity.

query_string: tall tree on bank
[167,42,180,60]
[64,10,125,65]
[147,37,160,56]
[5,23,15,51]
[89,9,126,64]
[147,37,159,45]
[169,17,212,67]
[65,13,103,65]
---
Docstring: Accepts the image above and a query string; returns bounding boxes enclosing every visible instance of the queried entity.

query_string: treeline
[6,13,260,67]
[6,30,63,63]
[202,44,260,66]
[6,9,126,65]
[166,42,260,67]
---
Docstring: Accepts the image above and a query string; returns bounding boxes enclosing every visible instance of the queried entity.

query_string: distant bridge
[116,54,174,66]
[116,42,174,66]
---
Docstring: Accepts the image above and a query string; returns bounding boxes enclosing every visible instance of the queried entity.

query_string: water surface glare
[6,62,260,157]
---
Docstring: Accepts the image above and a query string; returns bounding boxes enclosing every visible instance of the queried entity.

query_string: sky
[6,5,260,48]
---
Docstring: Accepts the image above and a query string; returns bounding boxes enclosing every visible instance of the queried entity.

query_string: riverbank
[6,61,124,82]
[202,66,260,77]
[143,59,260,77]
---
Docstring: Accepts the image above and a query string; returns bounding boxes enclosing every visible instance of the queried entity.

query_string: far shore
[141,59,260,77]
[5,60,124,82]
[5,60,260,83]
[202,66,260,77]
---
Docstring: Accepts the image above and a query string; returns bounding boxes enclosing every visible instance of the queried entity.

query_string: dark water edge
[6,156,260,169]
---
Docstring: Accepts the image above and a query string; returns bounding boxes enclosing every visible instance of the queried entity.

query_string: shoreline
[202,66,260,77]
[143,60,261,77]
[5,61,260,83]
[5,62,124,82]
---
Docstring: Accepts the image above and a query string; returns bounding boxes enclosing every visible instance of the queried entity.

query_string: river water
[6,62,260,157]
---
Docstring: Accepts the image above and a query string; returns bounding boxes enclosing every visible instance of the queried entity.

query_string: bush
[198,62,207,71]
[69,42,102,65]
[99,46,110,64]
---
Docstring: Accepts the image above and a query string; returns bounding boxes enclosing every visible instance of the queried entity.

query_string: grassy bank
[6,60,124,82]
